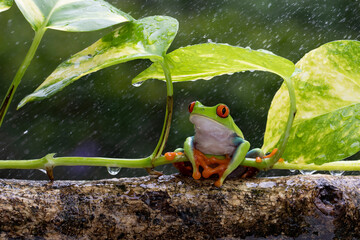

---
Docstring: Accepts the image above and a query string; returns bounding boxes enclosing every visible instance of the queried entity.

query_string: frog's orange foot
[165,152,183,161]
[263,148,278,159]
[193,149,230,186]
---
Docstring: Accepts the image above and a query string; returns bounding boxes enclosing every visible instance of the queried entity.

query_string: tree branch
[0,174,359,239]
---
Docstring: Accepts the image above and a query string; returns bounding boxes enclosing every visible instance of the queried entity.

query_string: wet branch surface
[0,174,359,239]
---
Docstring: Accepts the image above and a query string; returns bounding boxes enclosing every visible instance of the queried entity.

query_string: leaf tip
[17,95,32,109]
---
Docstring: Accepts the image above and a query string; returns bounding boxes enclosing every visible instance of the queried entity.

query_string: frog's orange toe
[193,171,201,180]
[165,152,176,161]
[255,157,262,163]
[263,148,278,159]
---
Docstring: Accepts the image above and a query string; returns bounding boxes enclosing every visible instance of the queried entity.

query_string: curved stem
[0,28,46,127]
[150,57,174,164]
[265,77,297,169]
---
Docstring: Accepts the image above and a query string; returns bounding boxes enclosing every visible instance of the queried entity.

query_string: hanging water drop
[299,170,316,175]
[107,167,121,176]
[330,170,345,176]
[289,169,297,173]
[38,169,47,174]
[132,81,144,87]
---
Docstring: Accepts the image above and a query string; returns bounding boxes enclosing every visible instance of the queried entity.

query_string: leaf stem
[150,57,174,164]
[0,154,153,170]
[0,28,46,127]
[265,77,297,168]
[1,153,359,173]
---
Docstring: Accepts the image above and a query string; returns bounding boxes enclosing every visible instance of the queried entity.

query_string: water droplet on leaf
[296,131,304,138]
[341,111,352,120]
[155,16,164,21]
[350,141,360,149]
[107,167,121,175]
[132,81,144,87]
[299,170,316,175]
[330,170,345,176]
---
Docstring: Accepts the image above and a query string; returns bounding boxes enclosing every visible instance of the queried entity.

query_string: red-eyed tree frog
[166,101,277,187]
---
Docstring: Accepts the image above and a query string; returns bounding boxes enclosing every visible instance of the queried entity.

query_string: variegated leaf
[263,40,360,165]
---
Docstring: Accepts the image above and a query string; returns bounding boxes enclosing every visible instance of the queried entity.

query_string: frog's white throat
[190,115,237,155]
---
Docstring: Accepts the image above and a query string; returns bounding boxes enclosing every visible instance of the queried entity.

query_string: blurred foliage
[0,0,359,180]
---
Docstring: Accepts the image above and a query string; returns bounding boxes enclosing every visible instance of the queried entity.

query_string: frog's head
[188,101,244,138]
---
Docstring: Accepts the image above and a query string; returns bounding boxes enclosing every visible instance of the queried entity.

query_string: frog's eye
[188,101,196,113]
[216,104,229,118]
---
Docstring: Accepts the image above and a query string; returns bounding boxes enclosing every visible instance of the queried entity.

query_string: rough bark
[0,174,359,239]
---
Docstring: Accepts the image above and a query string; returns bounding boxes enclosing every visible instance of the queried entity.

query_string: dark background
[0,0,359,180]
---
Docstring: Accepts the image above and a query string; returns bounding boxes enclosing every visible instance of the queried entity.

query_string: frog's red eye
[216,104,229,118]
[188,101,196,113]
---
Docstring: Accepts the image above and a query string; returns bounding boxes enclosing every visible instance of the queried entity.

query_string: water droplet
[132,81,144,87]
[23,130,28,134]
[330,170,345,176]
[74,61,80,69]
[350,141,360,149]
[296,131,304,138]
[107,167,121,176]
[341,111,352,120]
[291,68,302,78]
[155,16,164,21]
[289,169,297,173]
[257,49,275,55]
[147,39,156,45]
[38,169,46,174]
[299,170,317,175]
[315,154,327,162]
[171,56,181,63]
[337,140,346,149]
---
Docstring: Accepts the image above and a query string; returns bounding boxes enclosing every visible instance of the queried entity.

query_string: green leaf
[18,16,178,108]
[14,0,133,32]
[132,43,295,83]
[263,40,360,165]
[0,0,13,12]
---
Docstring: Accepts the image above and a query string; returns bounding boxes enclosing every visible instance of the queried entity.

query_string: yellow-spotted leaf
[0,0,13,12]
[15,0,132,32]
[18,16,178,107]
[132,43,296,164]
[263,40,360,165]
[132,43,294,83]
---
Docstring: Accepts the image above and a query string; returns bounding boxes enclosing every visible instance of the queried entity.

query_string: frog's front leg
[216,137,250,187]
[183,136,202,179]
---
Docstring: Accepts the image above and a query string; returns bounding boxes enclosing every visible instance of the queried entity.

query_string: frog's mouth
[190,114,237,155]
